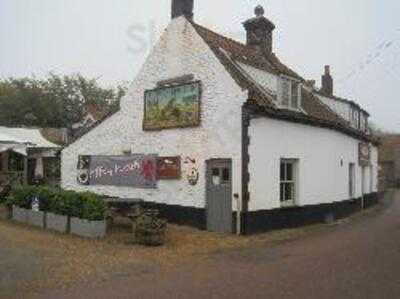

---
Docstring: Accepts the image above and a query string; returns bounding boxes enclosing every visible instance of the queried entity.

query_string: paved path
[35,191,400,299]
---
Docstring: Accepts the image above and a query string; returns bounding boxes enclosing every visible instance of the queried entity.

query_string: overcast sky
[0,0,399,131]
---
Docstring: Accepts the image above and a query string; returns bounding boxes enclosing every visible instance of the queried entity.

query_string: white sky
[0,0,399,131]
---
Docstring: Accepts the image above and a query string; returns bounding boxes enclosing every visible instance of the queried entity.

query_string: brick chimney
[171,0,194,20]
[321,65,333,96]
[243,5,276,55]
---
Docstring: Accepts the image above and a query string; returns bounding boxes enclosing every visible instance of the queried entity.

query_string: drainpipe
[234,193,241,235]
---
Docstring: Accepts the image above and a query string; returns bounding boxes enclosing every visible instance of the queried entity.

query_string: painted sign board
[143,81,201,130]
[157,156,181,179]
[359,143,371,166]
[88,155,157,188]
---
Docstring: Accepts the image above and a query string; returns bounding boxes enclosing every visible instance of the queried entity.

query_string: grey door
[206,159,232,233]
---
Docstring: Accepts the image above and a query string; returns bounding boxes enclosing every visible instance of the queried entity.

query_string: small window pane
[212,168,219,176]
[284,183,294,201]
[280,162,285,181]
[281,79,290,106]
[291,82,299,109]
[280,183,285,202]
[222,168,230,182]
[212,168,220,186]
[286,163,293,181]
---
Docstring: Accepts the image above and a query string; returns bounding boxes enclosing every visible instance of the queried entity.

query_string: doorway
[206,159,232,233]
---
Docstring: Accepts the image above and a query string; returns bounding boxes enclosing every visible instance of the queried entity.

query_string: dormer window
[280,76,301,110]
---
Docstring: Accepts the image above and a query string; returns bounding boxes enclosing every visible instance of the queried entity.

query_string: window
[280,159,297,206]
[212,168,220,186]
[351,109,359,129]
[8,152,24,172]
[349,163,355,198]
[211,167,230,186]
[280,77,301,110]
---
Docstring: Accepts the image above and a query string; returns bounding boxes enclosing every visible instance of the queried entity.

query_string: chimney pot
[321,65,333,96]
[325,65,330,75]
[171,0,194,20]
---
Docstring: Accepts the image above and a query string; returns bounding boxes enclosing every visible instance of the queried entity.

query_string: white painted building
[61,1,379,234]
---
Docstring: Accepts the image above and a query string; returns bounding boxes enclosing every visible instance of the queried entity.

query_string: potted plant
[9,186,35,224]
[45,190,75,233]
[134,209,167,246]
[9,186,50,228]
[70,192,107,239]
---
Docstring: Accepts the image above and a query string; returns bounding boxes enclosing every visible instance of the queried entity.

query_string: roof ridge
[191,21,303,80]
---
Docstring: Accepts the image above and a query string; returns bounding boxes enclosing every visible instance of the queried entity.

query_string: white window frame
[280,159,298,207]
[279,76,302,111]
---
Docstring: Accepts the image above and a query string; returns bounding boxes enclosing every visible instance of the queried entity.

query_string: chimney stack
[171,0,194,20]
[243,5,276,55]
[321,65,333,96]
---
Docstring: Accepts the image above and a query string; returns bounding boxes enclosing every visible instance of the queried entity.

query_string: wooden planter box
[46,213,69,233]
[27,210,46,229]
[0,205,12,220]
[12,206,28,224]
[70,217,106,239]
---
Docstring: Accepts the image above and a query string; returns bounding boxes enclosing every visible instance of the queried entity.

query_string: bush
[79,192,106,221]
[7,186,106,220]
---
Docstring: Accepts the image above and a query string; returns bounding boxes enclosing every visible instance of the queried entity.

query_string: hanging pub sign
[157,156,181,179]
[143,81,201,130]
[359,143,371,166]
[78,155,158,188]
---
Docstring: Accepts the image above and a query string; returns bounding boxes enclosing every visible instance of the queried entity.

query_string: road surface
[35,191,400,299]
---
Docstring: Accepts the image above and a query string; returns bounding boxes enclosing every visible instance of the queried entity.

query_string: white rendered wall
[248,117,378,211]
[62,17,247,209]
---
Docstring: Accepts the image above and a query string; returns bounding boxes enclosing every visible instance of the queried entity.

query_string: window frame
[280,159,298,207]
[279,76,302,111]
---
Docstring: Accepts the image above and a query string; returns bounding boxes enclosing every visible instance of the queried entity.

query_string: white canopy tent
[0,127,60,185]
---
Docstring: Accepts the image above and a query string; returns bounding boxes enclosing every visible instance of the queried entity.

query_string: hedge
[6,187,106,221]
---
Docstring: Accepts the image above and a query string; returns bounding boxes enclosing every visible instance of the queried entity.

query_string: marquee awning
[0,144,28,156]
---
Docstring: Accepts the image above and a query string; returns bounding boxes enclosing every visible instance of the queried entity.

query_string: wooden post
[23,156,28,185]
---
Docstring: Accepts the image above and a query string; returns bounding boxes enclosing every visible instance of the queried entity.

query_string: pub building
[62,0,380,234]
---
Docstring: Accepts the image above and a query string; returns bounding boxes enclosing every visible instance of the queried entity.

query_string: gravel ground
[0,193,390,299]
[33,190,398,299]
[0,238,43,299]
[0,214,327,298]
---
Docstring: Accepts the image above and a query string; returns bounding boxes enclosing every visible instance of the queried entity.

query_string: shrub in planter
[134,209,167,246]
[8,186,57,228]
[46,190,79,233]
[70,192,107,239]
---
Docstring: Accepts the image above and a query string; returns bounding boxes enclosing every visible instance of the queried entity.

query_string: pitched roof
[314,89,370,116]
[0,127,60,148]
[192,22,303,81]
[191,21,375,143]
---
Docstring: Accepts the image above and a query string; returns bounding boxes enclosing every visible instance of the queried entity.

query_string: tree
[0,74,127,128]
